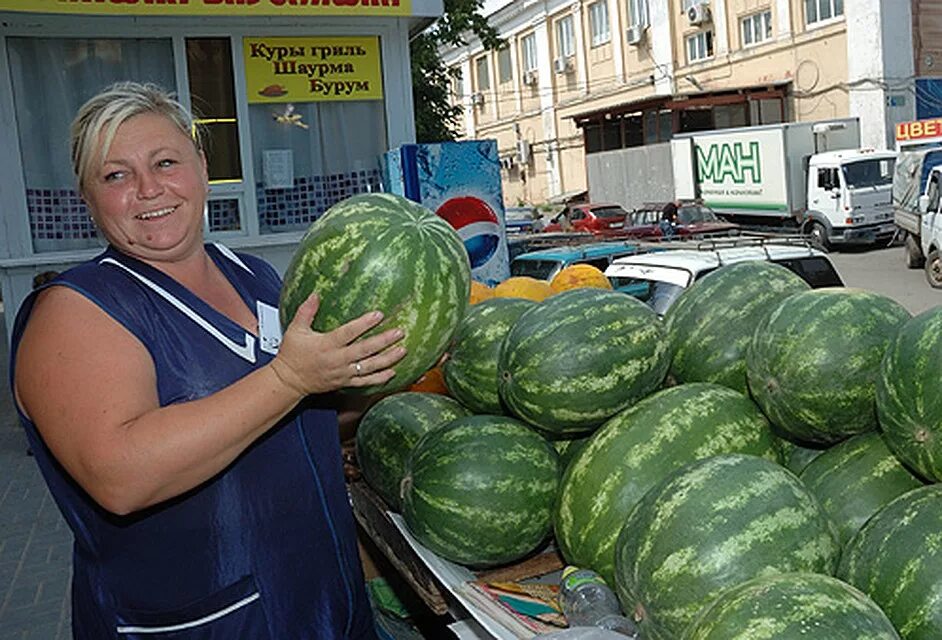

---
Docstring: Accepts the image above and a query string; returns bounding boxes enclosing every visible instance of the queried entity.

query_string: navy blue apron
[9,244,377,640]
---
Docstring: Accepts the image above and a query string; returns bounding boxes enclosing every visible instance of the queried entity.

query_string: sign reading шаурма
[0,0,410,17]
[244,36,383,103]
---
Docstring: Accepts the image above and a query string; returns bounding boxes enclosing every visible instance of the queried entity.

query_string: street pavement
[0,310,72,640]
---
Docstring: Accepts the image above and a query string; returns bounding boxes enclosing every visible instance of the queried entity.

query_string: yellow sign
[244,36,383,103]
[0,0,410,18]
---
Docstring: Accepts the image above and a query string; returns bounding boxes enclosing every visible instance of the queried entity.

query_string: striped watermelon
[666,261,810,394]
[746,289,910,444]
[279,193,471,394]
[683,572,900,640]
[356,392,472,510]
[442,298,535,413]
[779,439,829,475]
[498,289,669,435]
[800,432,924,546]
[614,454,840,640]
[839,485,942,640]
[555,383,780,585]
[401,415,559,567]
[876,308,942,482]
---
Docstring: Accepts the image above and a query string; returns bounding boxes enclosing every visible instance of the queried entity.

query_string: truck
[909,164,942,288]
[891,117,942,271]
[671,119,897,250]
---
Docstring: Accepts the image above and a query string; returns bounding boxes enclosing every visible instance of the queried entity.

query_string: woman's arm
[14,287,404,515]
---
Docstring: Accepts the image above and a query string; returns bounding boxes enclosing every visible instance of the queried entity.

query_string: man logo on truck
[697,141,762,185]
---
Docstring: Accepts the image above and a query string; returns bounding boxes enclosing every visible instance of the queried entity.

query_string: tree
[411,0,503,143]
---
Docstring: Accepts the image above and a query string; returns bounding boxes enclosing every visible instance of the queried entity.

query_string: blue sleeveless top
[9,244,378,640]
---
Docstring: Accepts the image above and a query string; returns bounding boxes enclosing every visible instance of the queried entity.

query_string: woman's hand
[269,292,406,397]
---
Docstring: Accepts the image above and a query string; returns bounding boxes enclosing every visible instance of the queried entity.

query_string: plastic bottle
[557,566,641,638]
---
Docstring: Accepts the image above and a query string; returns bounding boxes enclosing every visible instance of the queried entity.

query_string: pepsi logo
[436,196,501,269]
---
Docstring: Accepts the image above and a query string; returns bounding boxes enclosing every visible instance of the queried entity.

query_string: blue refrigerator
[384,140,511,286]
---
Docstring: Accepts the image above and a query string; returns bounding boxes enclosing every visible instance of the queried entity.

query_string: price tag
[257,301,283,355]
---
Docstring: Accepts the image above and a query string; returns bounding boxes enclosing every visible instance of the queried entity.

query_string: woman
[10,82,403,639]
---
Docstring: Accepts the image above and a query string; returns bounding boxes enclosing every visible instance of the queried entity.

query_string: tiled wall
[24,168,383,251]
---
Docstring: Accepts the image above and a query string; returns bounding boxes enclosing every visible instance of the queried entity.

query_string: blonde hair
[70,81,203,191]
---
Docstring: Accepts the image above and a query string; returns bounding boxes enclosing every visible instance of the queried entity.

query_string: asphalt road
[827,244,942,315]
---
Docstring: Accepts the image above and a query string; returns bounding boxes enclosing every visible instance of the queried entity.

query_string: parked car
[511,240,651,282]
[504,206,543,234]
[604,237,843,316]
[622,202,740,239]
[542,203,629,234]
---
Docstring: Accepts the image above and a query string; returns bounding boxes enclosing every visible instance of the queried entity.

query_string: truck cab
[917,166,942,288]
[803,149,897,250]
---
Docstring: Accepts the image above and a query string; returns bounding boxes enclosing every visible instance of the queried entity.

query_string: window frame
[588,1,611,47]
[475,55,490,92]
[805,0,844,26]
[686,30,714,64]
[556,15,575,58]
[740,10,773,48]
[521,32,538,72]
[628,0,649,28]
[497,46,513,84]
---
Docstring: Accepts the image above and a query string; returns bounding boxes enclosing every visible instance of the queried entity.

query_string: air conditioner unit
[516,140,531,164]
[523,70,538,86]
[626,24,645,46]
[470,92,485,106]
[687,3,711,26]
[553,56,573,74]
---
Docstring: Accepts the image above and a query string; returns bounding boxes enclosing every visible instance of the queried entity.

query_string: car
[621,201,740,239]
[604,237,844,316]
[510,240,651,282]
[504,206,543,234]
[542,203,629,234]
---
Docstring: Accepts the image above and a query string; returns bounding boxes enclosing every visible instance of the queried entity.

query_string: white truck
[915,165,942,287]
[891,117,942,270]
[671,119,897,250]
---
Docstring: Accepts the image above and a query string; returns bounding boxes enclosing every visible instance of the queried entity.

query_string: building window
[628,0,649,27]
[452,69,463,98]
[186,38,241,185]
[497,46,512,83]
[805,0,843,25]
[589,2,611,46]
[521,33,538,72]
[556,16,575,58]
[741,10,773,47]
[686,31,714,63]
[475,56,490,91]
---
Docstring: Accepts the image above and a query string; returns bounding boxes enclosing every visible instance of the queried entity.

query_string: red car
[542,203,629,234]
[617,202,740,239]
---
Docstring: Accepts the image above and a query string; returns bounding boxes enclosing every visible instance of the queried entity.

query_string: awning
[547,189,589,205]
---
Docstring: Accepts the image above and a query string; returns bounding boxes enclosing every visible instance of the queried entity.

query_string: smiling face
[81,112,209,265]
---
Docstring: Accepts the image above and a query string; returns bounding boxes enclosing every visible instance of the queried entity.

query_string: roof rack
[694,234,815,264]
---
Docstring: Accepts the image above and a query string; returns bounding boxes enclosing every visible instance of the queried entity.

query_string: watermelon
[555,383,780,585]
[498,288,669,435]
[779,439,829,475]
[401,415,559,567]
[279,193,471,394]
[800,432,924,546]
[746,288,910,444]
[614,454,840,640]
[876,308,942,482]
[839,485,942,640]
[355,392,472,510]
[666,261,810,394]
[443,298,535,413]
[683,572,900,640]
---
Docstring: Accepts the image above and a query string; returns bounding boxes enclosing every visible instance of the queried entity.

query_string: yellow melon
[492,276,554,302]
[549,264,613,293]
[470,280,495,305]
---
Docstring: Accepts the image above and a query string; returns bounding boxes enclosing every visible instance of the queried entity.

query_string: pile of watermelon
[284,196,942,638]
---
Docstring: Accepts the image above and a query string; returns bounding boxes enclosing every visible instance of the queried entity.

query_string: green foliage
[411,0,503,143]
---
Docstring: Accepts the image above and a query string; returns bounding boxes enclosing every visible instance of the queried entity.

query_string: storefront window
[7,37,175,253]
[250,100,386,234]
[186,38,241,184]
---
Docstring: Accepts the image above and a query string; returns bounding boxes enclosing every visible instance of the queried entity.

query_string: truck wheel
[808,221,831,252]
[925,249,942,289]
[905,234,925,269]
